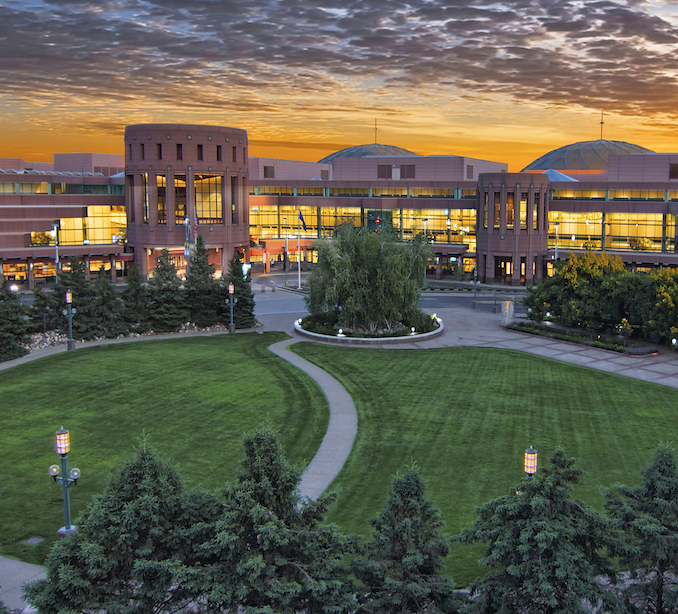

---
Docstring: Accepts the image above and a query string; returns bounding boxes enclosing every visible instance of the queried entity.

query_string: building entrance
[494,256,513,284]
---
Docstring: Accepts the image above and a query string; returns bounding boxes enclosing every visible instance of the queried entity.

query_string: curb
[293,318,445,345]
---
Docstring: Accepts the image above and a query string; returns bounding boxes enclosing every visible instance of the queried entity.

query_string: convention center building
[1,123,678,287]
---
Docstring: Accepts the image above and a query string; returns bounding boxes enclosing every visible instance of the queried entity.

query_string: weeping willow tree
[305,224,433,333]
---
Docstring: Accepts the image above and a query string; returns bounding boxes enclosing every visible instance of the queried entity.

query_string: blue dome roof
[522,140,653,171]
[318,143,417,164]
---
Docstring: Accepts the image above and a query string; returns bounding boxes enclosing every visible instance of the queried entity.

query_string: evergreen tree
[207,429,355,613]
[25,443,222,614]
[147,248,188,332]
[457,449,619,614]
[54,257,99,340]
[121,261,149,331]
[222,250,256,329]
[185,234,220,327]
[605,444,678,614]
[93,266,126,337]
[30,286,62,334]
[352,466,460,614]
[0,280,30,361]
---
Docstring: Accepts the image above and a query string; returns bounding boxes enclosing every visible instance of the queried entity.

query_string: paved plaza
[2,278,678,612]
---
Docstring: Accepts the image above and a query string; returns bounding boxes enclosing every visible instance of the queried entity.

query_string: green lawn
[291,343,678,586]
[0,332,329,565]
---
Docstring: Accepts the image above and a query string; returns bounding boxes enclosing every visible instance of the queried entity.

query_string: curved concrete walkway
[268,338,357,501]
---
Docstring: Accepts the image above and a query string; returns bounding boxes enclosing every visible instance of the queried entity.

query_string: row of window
[0,182,123,195]
[552,189,678,201]
[481,191,547,232]
[128,143,246,164]
[250,186,478,198]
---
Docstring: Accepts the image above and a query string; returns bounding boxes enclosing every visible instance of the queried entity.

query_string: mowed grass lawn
[292,343,678,586]
[0,332,329,565]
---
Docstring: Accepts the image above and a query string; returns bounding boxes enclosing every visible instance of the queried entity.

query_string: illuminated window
[195,174,222,223]
[493,192,500,228]
[520,192,527,229]
[506,192,514,229]
[156,175,166,224]
[140,173,148,223]
[174,174,186,223]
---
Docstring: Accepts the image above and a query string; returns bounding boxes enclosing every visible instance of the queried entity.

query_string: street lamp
[63,290,76,350]
[51,223,60,273]
[524,445,538,480]
[226,283,237,334]
[48,427,81,538]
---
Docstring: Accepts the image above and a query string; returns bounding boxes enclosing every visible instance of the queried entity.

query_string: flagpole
[297,208,302,289]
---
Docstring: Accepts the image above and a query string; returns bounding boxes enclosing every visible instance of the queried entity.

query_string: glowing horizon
[2,1,677,172]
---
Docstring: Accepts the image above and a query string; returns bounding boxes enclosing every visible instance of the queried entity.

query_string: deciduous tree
[306,224,432,332]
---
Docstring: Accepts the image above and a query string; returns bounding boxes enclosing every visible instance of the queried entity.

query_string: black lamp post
[227,283,237,334]
[48,427,81,538]
[524,445,538,480]
[63,290,76,350]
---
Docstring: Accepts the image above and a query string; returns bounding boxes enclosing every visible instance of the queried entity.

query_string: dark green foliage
[185,235,220,327]
[207,429,355,613]
[121,261,149,330]
[147,248,188,332]
[93,267,126,337]
[305,224,432,332]
[605,445,678,614]
[352,466,460,614]
[0,280,29,361]
[525,252,678,342]
[457,449,618,614]
[30,286,62,333]
[223,250,256,329]
[25,443,222,614]
[55,257,99,340]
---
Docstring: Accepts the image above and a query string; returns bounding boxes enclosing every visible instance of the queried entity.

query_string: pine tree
[93,266,126,337]
[25,443,222,614]
[54,257,99,340]
[185,234,220,328]
[605,444,678,614]
[0,280,30,361]
[121,261,149,331]
[457,449,619,614]
[222,250,256,329]
[30,286,61,334]
[352,466,460,614]
[147,249,188,332]
[206,429,355,613]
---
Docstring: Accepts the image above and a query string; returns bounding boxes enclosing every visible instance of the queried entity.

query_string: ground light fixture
[524,445,538,480]
[49,427,81,537]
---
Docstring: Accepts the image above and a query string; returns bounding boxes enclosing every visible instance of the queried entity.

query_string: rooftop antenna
[374,119,377,144]
[600,110,604,140]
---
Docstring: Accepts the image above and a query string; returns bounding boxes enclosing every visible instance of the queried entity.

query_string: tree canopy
[305,224,432,332]
[457,449,619,614]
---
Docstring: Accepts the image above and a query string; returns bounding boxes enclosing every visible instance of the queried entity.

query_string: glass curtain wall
[194,174,223,223]
[174,174,186,223]
[156,174,166,224]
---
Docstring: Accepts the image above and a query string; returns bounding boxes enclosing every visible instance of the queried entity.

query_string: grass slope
[0,332,328,565]
[292,343,678,586]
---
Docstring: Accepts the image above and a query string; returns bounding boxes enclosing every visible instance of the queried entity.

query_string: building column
[435,257,442,279]
[27,260,35,289]
[110,256,117,282]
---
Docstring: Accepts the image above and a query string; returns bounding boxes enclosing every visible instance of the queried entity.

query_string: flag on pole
[298,210,307,232]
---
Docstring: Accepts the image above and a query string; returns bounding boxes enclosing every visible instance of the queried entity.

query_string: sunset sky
[2,0,678,171]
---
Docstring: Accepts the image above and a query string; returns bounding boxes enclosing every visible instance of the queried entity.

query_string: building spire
[600,110,604,140]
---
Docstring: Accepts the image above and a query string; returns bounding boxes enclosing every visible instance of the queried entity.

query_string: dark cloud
[0,0,677,129]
